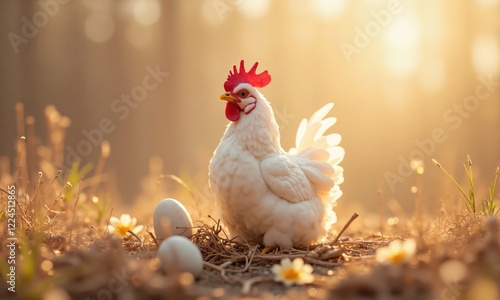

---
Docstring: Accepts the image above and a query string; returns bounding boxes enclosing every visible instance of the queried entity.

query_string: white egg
[153,198,193,240]
[158,236,203,278]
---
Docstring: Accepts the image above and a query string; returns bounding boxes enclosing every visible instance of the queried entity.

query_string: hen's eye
[238,90,249,98]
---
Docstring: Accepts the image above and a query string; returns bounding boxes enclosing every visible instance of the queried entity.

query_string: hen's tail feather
[328,147,345,165]
[291,103,344,175]
[314,117,337,141]
[326,133,342,146]
[289,103,344,236]
[310,103,334,124]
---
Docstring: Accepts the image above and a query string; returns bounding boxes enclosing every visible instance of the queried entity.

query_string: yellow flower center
[388,251,406,263]
[282,268,302,281]
[116,225,132,237]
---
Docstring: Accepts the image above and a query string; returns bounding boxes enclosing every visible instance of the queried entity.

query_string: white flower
[376,239,416,265]
[271,258,314,287]
[107,214,143,238]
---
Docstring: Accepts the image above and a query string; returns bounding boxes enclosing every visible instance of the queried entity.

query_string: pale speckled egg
[158,236,203,278]
[153,198,193,240]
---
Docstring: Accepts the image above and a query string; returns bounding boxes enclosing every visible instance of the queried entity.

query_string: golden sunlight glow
[475,0,500,7]
[3,1,499,244]
[386,217,399,226]
[238,0,270,19]
[310,0,346,20]
[41,260,54,272]
[472,35,500,75]
[84,12,115,43]
[418,57,446,94]
[385,17,420,75]
[125,25,154,48]
[466,278,499,300]
[82,0,112,11]
[410,159,425,174]
[132,0,161,26]
[438,259,467,283]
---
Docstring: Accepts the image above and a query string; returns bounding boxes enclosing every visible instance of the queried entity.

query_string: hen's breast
[209,138,270,241]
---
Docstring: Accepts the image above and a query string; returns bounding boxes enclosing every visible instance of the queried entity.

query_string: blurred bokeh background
[1,0,499,221]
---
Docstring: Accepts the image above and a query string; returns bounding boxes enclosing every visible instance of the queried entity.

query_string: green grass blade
[463,163,476,214]
[433,158,472,214]
[485,166,499,216]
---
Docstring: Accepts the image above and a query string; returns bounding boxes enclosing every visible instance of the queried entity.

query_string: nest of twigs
[188,214,402,295]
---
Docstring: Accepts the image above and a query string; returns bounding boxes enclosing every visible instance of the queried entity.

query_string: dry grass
[1,104,499,299]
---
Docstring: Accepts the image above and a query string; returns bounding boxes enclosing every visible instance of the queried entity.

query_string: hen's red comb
[224,60,272,92]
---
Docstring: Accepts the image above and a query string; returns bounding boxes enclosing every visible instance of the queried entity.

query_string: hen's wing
[260,155,315,203]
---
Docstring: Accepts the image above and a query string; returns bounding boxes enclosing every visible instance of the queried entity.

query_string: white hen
[209,60,344,249]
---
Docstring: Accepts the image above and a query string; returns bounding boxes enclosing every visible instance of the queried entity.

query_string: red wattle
[225,102,241,121]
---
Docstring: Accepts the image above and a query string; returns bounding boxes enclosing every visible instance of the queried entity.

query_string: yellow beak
[220,92,238,103]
